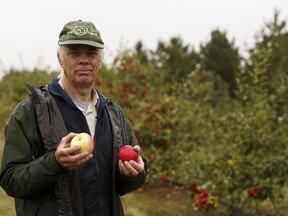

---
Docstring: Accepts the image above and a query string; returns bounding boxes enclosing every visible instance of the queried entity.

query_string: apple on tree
[118,145,138,162]
[70,133,94,154]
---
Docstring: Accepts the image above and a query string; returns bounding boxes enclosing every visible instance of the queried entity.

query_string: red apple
[118,145,138,162]
[70,133,94,154]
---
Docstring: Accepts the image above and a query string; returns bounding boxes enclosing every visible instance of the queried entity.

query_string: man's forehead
[66,44,98,50]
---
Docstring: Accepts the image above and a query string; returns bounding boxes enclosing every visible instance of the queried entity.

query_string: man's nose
[79,53,89,64]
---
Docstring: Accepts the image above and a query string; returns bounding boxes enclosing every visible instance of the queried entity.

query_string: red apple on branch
[118,145,138,162]
[70,133,94,154]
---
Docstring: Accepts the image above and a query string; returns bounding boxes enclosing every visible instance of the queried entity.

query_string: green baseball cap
[58,20,104,48]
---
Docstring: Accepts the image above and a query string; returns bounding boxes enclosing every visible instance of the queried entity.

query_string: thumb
[133,145,141,154]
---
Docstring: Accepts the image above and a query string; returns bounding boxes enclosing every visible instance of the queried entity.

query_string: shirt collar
[58,78,99,110]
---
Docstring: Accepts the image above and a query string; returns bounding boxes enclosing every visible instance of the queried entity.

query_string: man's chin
[75,78,94,88]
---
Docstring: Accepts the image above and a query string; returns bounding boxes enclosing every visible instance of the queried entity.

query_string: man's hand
[118,146,145,177]
[55,132,93,169]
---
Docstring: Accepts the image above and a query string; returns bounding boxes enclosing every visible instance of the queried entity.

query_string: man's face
[58,44,102,88]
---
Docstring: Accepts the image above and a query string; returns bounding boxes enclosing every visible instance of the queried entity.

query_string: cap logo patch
[73,26,89,35]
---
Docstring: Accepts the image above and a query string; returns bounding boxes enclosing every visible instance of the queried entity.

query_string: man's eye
[69,51,79,55]
[89,51,98,56]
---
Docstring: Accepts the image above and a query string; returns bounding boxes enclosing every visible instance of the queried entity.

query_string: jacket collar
[48,78,109,113]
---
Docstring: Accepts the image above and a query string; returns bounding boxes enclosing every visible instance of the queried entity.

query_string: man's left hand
[118,146,145,177]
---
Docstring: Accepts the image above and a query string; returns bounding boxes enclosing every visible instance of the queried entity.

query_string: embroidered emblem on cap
[73,26,89,35]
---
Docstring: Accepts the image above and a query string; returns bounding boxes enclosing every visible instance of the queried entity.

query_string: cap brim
[59,40,104,49]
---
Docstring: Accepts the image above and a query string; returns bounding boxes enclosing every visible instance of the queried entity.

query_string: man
[0,20,147,216]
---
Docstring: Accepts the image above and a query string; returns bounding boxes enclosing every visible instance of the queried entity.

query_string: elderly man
[0,20,147,216]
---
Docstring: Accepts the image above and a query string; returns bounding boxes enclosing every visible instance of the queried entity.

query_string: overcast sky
[1,0,287,73]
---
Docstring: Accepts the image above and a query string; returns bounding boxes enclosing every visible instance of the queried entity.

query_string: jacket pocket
[15,190,58,216]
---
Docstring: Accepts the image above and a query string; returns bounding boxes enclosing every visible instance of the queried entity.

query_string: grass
[0,132,16,216]
[0,188,15,216]
[121,185,203,216]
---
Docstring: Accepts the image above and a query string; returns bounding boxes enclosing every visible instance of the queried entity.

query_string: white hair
[57,46,65,61]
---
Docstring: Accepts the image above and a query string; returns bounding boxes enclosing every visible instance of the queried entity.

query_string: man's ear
[57,52,64,68]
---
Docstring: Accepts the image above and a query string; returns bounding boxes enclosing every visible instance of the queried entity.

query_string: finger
[133,145,141,154]
[118,160,127,173]
[125,161,142,176]
[65,145,81,155]
[123,161,139,176]
[62,153,93,169]
[62,132,77,145]
[130,159,144,173]
[57,133,77,151]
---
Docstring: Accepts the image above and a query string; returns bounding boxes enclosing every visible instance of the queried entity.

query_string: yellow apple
[70,133,94,154]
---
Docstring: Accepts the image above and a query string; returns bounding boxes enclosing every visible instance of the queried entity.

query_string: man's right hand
[55,132,93,169]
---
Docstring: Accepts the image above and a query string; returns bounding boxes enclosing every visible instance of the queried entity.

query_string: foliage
[200,29,240,97]
[152,37,200,84]
[252,10,288,79]
[0,69,58,130]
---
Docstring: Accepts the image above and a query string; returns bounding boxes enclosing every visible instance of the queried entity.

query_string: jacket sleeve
[0,99,66,199]
[116,109,147,196]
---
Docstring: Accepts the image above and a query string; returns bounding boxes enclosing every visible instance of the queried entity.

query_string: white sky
[0,0,287,73]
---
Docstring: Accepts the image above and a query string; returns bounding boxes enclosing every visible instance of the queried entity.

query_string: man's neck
[59,78,93,103]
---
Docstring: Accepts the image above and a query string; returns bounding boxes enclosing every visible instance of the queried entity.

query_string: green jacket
[0,84,147,216]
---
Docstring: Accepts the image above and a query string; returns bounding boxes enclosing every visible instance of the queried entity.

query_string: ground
[121,184,204,216]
